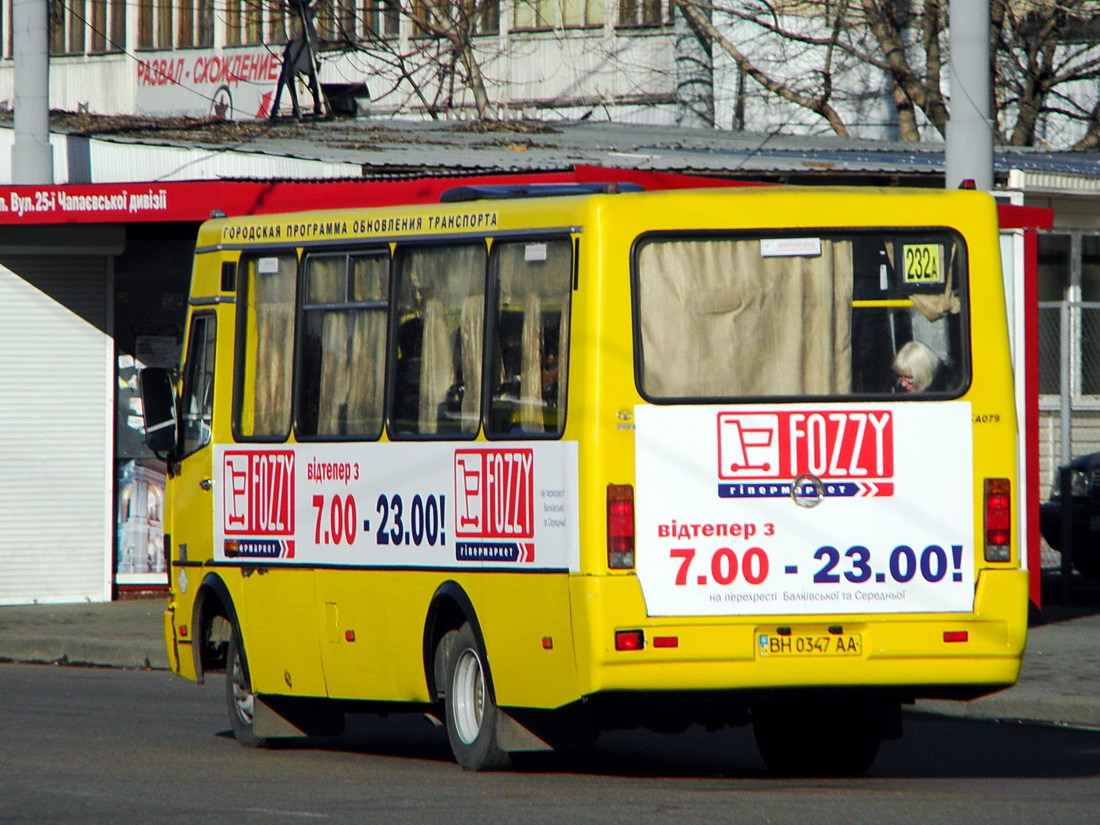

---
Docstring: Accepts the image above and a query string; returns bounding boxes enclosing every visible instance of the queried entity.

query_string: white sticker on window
[257,257,281,274]
[760,238,822,258]
[525,243,548,263]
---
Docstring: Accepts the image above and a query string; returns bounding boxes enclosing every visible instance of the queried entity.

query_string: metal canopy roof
[4,115,1100,190]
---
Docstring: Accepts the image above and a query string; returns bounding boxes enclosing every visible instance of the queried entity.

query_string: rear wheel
[441,623,511,771]
[225,628,267,748]
[752,696,888,777]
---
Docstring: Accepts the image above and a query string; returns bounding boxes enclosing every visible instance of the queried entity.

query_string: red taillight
[607,484,635,569]
[984,478,1011,562]
[943,631,969,643]
[615,630,645,651]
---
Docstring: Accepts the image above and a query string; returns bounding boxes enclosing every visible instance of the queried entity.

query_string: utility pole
[11,0,54,184]
[945,0,993,190]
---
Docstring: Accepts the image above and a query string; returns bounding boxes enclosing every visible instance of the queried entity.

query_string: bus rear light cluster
[983,478,1011,562]
[615,630,645,651]
[607,484,636,569]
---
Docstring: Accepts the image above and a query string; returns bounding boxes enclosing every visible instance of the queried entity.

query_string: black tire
[225,628,268,748]
[752,698,883,777]
[441,623,512,771]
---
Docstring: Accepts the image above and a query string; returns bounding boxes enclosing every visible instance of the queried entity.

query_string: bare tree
[306,0,501,119]
[676,0,1100,148]
[994,1,1100,149]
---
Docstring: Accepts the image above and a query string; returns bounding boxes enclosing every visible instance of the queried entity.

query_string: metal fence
[1036,300,1100,572]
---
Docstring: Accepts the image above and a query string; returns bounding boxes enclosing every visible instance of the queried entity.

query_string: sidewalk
[913,606,1100,729]
[0,597,168,671]
[0,595,1098,730]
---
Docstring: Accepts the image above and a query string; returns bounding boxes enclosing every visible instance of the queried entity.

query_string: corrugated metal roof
[6,116,1100,189]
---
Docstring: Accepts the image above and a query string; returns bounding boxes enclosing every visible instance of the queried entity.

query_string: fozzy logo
[222,450,296,536]
[716,411,894,498]
[454,448,535,563]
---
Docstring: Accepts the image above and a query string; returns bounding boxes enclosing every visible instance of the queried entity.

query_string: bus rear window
[634,231,967,400]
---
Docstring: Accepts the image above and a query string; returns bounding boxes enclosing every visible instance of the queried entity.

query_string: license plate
[756,632,862,657]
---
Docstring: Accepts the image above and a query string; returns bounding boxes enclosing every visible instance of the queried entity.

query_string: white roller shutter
[0,255,113,605]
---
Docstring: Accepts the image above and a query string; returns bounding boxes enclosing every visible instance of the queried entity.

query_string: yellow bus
[142,183,1027,776]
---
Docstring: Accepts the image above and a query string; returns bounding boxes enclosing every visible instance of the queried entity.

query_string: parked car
[1039,452,1100,579]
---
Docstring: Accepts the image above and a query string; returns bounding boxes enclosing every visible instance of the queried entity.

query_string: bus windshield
[634,230,967,400]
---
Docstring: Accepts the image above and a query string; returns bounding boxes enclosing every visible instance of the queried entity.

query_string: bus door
[220,252,327,697]
[630,230,989,625]
[172,312,218,588]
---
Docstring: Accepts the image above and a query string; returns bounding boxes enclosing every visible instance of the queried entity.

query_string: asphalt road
[3,663,1100,825]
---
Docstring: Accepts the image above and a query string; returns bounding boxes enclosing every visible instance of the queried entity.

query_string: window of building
[225,0,263,46]
[618,0,664,27]
[269,2,289,41]
[49,0,87,55]
[327,0,401,41]
[297,252,391,439]
[174,0,213,49]
[138,0,174,49]
[234,253,298,440]
[1038,231,1100,401]
[413,0,500,37]
[364,0,401,38]
[87,0,126,53]
[514,0,603,28]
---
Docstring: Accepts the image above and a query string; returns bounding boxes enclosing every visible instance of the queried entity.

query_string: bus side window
[390,244,485,438]
[180,313,216,458]
[487,239,572,437]
[234,253,297,439]
[297,252,389,439]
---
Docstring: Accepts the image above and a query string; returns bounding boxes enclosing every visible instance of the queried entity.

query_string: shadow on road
[231,709,1100,781]
[1037,569,1100,625]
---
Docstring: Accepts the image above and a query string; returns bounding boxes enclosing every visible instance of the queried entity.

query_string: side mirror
[139,367,178,457]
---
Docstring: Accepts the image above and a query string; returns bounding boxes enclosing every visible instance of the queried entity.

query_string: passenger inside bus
[892,340,954,393]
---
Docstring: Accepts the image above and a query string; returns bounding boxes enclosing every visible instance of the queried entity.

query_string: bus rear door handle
[199,479,213,491]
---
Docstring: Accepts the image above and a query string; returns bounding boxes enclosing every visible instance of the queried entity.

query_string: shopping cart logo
[718,414,781,478]
[716,411,894,498]
[453,449,535,562]
[222,450,295,536]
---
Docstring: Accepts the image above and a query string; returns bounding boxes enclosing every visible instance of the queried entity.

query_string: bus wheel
[752,699,883,777]
[225,628,267,748]
[442,623,512,771]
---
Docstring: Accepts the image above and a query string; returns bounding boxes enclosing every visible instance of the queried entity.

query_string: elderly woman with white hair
[891,340,945,393]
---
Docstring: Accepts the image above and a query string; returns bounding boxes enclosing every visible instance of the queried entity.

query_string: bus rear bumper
[574,568,1029,700]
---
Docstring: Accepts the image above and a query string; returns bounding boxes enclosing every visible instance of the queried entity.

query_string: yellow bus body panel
[163,185,1026,715]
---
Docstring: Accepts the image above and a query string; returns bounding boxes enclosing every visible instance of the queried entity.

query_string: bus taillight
[984,478,1011,562]
[607,484,635,569]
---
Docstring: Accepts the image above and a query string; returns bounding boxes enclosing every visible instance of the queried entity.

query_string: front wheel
[225,628,267,748]
[441,623,512,771]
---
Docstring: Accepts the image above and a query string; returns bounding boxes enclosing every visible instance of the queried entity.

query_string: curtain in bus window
[238,254,296,437]
[419,296,450,434]
[302,254,387,438]
[460,294,484,426]
[637,238,853,397]
[489,239,572,436]
[393,244,485,437]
